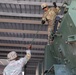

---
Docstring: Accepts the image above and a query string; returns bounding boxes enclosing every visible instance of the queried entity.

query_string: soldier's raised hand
[28,44,32,50]
[53,2,57,8]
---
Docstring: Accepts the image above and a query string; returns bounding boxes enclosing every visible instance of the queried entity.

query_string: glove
[41,20,45,24]
[53,2,57,8]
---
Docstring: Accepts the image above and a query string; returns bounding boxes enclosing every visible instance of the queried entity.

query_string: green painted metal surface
[44,0,76,75]
[53,13,76,74]
[54,65,72,75]
[69,0,76,26]
[68,35,76,42]
[44,45,56,75]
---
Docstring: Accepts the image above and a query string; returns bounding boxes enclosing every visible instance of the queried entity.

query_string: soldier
[41,2,60,45]
[3,45,32,75]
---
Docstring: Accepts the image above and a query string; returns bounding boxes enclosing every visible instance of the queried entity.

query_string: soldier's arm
[55,7,60,14]
[17,45,32,67]
[25,44,32,60]
[41,13,46,24]
[53,2,60,14]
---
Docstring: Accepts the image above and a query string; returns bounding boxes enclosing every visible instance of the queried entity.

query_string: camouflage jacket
[42,7,60,22]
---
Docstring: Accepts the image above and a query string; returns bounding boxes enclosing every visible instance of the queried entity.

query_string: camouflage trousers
[48,20,54,44]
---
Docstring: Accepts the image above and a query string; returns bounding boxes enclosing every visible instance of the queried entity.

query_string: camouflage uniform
[42,7,60,44]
